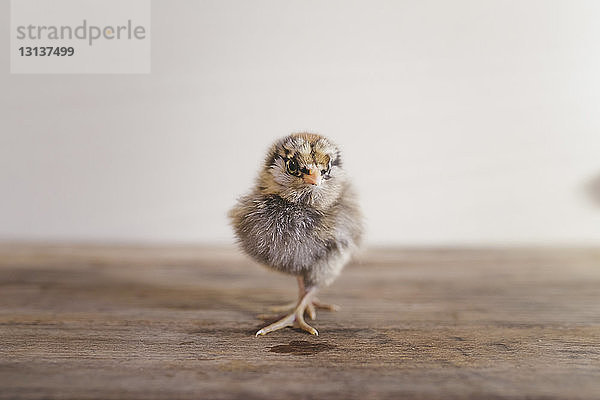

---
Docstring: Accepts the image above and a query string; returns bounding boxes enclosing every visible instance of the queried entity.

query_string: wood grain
[1,244,599,399]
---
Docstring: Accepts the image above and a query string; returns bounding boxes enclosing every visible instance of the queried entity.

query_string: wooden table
[1,244,599,399]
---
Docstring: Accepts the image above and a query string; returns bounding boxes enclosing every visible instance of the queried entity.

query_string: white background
[1,0,599,246]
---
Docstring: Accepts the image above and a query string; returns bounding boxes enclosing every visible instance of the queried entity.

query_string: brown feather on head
[258,133,345,209]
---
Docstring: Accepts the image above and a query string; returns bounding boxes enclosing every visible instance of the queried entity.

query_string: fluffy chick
[229,132,363,336]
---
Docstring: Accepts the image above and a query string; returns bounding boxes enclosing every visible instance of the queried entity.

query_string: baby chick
[229,133,363,336]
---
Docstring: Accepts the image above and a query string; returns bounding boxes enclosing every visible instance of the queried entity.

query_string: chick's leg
[268,276,308,313]
[256,284,319,336]
[267,277,340,319]
[298,276,340,319]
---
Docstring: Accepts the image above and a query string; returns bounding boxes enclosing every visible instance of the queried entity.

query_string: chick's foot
[256,289,319,336]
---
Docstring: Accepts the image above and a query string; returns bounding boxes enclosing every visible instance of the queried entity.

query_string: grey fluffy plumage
[229,133,363,336]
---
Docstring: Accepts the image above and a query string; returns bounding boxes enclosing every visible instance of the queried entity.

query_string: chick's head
[258,133,346,208]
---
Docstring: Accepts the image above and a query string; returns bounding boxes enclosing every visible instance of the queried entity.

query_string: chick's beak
[303,169,322,186]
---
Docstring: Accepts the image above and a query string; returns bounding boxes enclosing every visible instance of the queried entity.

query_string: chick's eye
[286,159,300,176]
[321,161,332,177]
